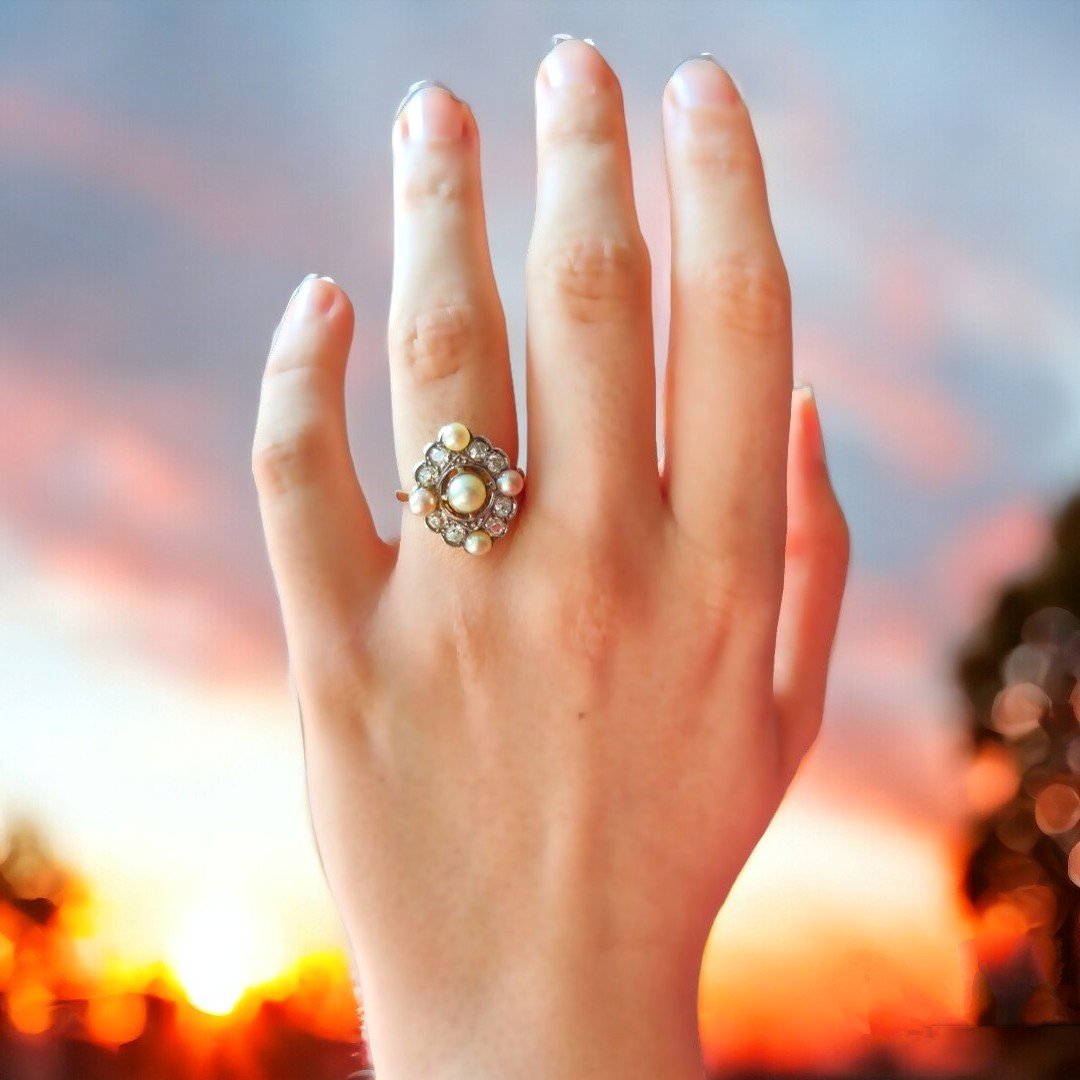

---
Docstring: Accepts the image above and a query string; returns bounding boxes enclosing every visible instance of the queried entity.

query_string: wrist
[356,930,706,1079]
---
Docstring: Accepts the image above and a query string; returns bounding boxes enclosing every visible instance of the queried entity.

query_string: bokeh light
[990,683,1049,740]
[1033,783,1080,836]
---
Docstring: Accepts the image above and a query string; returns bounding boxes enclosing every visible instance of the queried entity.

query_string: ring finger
[389,83,516,518]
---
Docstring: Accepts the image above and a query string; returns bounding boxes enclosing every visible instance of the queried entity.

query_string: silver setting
[406,424,524,552]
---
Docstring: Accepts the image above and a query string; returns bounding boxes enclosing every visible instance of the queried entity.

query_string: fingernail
[271,273,317,348]
[288,272,318,305]
[395,79,450,120]
[294,275,335,319]
[550,33,597,50]
[544,35,604,88]
[669,55,740,107]
[275,273,334,339]
[795,384,829,472]
[396,80,464,140]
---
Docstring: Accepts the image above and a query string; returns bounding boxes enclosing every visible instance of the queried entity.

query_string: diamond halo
[399,422,524,555]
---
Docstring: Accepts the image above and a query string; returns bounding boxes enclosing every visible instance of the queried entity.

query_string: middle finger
[526,39,657,521]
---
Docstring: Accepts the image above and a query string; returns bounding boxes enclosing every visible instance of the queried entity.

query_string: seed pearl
[409,486,438,516]
[496,469,524,496]
[464,530,493,556]
[446,471,488,515]
[439,422,471,452]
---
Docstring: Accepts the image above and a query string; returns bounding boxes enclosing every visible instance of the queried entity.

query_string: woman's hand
[253,40,848,1080]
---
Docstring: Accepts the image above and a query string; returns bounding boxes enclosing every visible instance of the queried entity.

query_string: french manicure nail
[286,273,319,318]
[550,33,597,50]
[669,54,740,107]
[290,272,318,303]
[271,273,318,348]
[395,79,450,121]
[395,80,464,142]
[672,51,720,73]
[797,384,830,472]
[279,273,333,331]
[544,35,604,88]
[294,275,335,319]
[551,33,572,48]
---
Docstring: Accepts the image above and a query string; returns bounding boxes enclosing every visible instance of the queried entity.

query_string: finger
[774,387,849,778]
[662,57,792,583]
[389,82,516,502]
[526,39,657,519]
[254,276,390,647]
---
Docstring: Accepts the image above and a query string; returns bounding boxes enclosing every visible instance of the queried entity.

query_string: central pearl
[445,471,487,515]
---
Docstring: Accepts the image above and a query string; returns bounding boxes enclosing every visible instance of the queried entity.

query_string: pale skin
[254,40,849,1080]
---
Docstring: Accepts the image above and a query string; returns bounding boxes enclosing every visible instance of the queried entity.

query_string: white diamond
[487,452,508,474]
[426,511,444,532]
[467,439,490,461]
[486,518,507,538]
[427,444,451,468]
[494,496,514,519]
[416,463,438,486]
[444,522,467,545]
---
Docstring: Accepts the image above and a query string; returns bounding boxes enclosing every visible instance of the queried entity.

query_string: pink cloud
[0,82,313,256]
[931,499,1050,633]
[0,352,283,685]
[799,327,990,485]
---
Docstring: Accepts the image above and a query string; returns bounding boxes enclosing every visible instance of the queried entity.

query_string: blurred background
[2,1,1079,1076]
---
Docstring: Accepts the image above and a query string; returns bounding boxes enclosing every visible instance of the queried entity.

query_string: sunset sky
[2,0,1080,1065]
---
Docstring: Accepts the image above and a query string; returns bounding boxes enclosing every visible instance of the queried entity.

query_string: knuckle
[681,120,761,180]
[554,577,620,673]
[532,233,650,324]
[700,563,776,625]
[252,423,331,497]
[674,526,780,623]
[693,566,742,623]
[542,96,622,148]
[389,301,484,386]
[398,158,470,213]
[666,542,778,684]
[689,255,790,340]
[262,344,337,386]
[673,96,762,178]
[531,549,628,675]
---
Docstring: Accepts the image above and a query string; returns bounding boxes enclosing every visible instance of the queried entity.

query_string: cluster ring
[396,422,524,556]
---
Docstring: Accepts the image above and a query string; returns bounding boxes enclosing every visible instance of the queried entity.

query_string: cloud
[931,500,1050,633]
[0,350,282,685]
[0,81,310,256]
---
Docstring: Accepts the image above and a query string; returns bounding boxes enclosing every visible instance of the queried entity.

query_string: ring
[396,422,524,556]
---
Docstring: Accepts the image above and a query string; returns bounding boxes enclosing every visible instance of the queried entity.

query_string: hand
[253,40,848,1080]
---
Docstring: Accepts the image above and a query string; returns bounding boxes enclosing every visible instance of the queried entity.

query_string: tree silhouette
[959,494,1080,1026]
